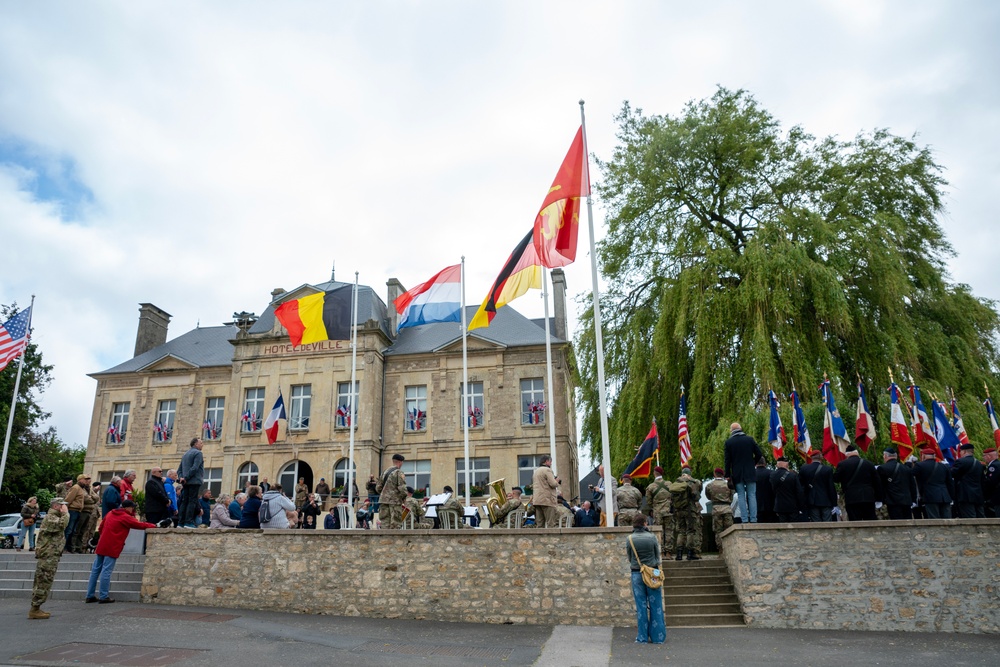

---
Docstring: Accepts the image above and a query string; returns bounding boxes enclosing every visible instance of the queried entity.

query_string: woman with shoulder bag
[17,497,40,551]
[626,514,666,644]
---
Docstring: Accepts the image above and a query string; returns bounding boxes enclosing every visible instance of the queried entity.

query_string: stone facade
[719,520,1000,634]
[141,528,634,625]
[84,273,578,508]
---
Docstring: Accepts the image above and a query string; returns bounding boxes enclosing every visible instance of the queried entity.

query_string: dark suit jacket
[833,456,883,504]
[574,508,598,527]
[725,431,763,484]
[755,467,776,518]
[951,455,985,504]
[799,461,838,508]
[985,459,1000,505]
[877,459,916,506]
[144,476,171,516]
[770,468,805,514]
[914,459,954,504]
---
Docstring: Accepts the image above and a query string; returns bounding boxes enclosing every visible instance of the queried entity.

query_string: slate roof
[92,325,239,375]
[384,306,567,356]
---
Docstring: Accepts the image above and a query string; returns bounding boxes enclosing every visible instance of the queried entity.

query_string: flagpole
[541,267,558,479]
[0,295,34,495]
[580,99,614,513]
[461,257,471,507]
[653,416,660,468]
[347,273,359,517]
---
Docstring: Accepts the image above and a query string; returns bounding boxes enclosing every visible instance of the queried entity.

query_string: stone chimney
[134,303,171,357]
[551,269,568,341]
[386,278,405,336]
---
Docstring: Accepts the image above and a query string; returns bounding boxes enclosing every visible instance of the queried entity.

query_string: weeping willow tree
[576,88,1000,477]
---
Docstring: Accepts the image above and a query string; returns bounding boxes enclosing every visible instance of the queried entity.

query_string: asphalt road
[1,598,996,666]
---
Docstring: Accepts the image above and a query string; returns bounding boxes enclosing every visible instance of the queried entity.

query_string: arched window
[237,462,259,490]
[333,458,357,493]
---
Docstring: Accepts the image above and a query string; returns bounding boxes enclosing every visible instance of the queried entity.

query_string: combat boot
[675,551,684,561]
[28,606,50,620]
[687,549,701,561]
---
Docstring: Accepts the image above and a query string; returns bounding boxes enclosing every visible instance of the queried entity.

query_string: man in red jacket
[85,500,160,603]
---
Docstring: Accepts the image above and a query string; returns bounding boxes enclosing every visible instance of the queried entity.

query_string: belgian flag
[623,421,659,479]
[274,286,353,347]
[469,230,542,331]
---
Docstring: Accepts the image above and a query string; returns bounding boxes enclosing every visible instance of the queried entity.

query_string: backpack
[668,480,692,509]
[259,497,274,524]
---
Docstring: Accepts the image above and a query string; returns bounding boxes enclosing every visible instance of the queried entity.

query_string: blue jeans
[735,481,758,523]
[86,554,117,600]
[631,571,666,644]
[16,523,36,549]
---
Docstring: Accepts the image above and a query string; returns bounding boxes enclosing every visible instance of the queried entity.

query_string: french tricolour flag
[394,264,462,329]
[263,393,286,445]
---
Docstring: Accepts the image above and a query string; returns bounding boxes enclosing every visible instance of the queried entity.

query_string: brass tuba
[484,478,509,525]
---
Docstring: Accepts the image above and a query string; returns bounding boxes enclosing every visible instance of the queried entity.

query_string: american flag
[0,307,31,373]
[678,386,692,467]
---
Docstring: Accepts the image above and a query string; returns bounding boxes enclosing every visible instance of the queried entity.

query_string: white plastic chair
[336,503,355,529]
[558,513,573,528]
[439,511,458,529]
[506,509,525,529]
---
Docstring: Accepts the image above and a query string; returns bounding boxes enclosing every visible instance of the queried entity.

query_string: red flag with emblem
[532,126,589,268]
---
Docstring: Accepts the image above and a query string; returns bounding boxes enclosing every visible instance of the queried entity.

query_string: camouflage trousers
[31,555,60,608]
[673,511,701,555]
[380,503,403,529]
[81,511,100,550]
[412,520,433,529]
[712,512,734,551]
[652,512,675,554]
[616,508,640,527]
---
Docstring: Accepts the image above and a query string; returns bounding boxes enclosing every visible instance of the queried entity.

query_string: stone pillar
[550,269,568,341]
[134,303,171,357]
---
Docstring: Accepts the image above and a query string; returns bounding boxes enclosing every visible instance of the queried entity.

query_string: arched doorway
[333,458,357,498]
[278,460,313,500]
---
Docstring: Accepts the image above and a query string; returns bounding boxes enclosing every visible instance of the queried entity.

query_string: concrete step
[662,592,739,605]
[666,612,745,627]
[0,587,141,602]
[664,601,742,615]
[661,557,725,568]
[664,574,732,586]
[0,568,144,583]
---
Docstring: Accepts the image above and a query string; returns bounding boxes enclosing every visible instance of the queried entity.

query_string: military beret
[810,451,823,460]
[984,447,997,454]
[883,447,898,456]
[406,486,414,494]
[921,447,937,456]
[392,453,405,462]
[512,486,523,493]
[443,485,454,493]
[714,468,725,476]
[960,443,974,450]
[845,444,858,453]
[654,466,664,475]
[621,474,631,481]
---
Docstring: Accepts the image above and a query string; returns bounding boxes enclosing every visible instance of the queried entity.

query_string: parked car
[0,512,46,549]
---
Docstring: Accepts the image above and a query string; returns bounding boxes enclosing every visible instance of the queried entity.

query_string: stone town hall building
[83,271,579,508]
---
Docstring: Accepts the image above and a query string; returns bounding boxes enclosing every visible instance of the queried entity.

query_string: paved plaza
[0,598,996,666]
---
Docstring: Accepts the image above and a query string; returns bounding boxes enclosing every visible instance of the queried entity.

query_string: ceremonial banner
[623,421,659,479]
[767,390,786,459]
[819,378,850,465]
[789,389,812,459]
[678,388,692,468]
[532,126,589,269]
[888,383,914,460]
[855,381,877,452]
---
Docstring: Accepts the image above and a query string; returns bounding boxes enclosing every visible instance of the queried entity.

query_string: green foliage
[132,490,146,519]
[1,302,84,512]
[578,88,1000,473]
[34,488,54,512]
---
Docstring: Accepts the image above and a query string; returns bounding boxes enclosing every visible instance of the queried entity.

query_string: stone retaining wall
[141,527,635,626]
[719,519,1000,634]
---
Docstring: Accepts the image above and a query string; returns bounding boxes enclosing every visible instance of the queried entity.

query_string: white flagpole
[347,274,359,516]
[542,268,558,478]
[461,257,471,506]
[0,295,34,495]
[580,100,614,517]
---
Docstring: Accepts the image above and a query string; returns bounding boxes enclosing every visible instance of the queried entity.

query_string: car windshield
[0,515,19,528]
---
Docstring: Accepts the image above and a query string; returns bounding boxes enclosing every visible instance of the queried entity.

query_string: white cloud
[0,0,998,448]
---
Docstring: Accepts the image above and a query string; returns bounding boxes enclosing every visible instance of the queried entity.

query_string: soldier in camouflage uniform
[671,466,703,561]
[438,486,472,528]
[404,487,433,529]
[71,476,97,553]
[29,498,70,619]
[616,474,643,527]
[644,467,673,556]
[491,486,526,528]
[81,482,102,551]
[376,453,409,529]
[704,468,734,553]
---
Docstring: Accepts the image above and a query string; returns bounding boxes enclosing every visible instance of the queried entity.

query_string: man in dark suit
[143,467,172,525]
[770,458,804,522]
[574,500,598,528]
[983,447,1000,518]
[833,445,882,521]
[913,448,954,519]
[877,447,916,520]
[799,450,838,522]
[951,443,985,518]
[724,423,764,523]
[754,458,777,523]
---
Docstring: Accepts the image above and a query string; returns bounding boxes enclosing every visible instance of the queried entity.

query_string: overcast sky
[1,1,998,449]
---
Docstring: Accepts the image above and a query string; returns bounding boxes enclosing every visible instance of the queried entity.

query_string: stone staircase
[0,551,144,602]
[661,556,745,627]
